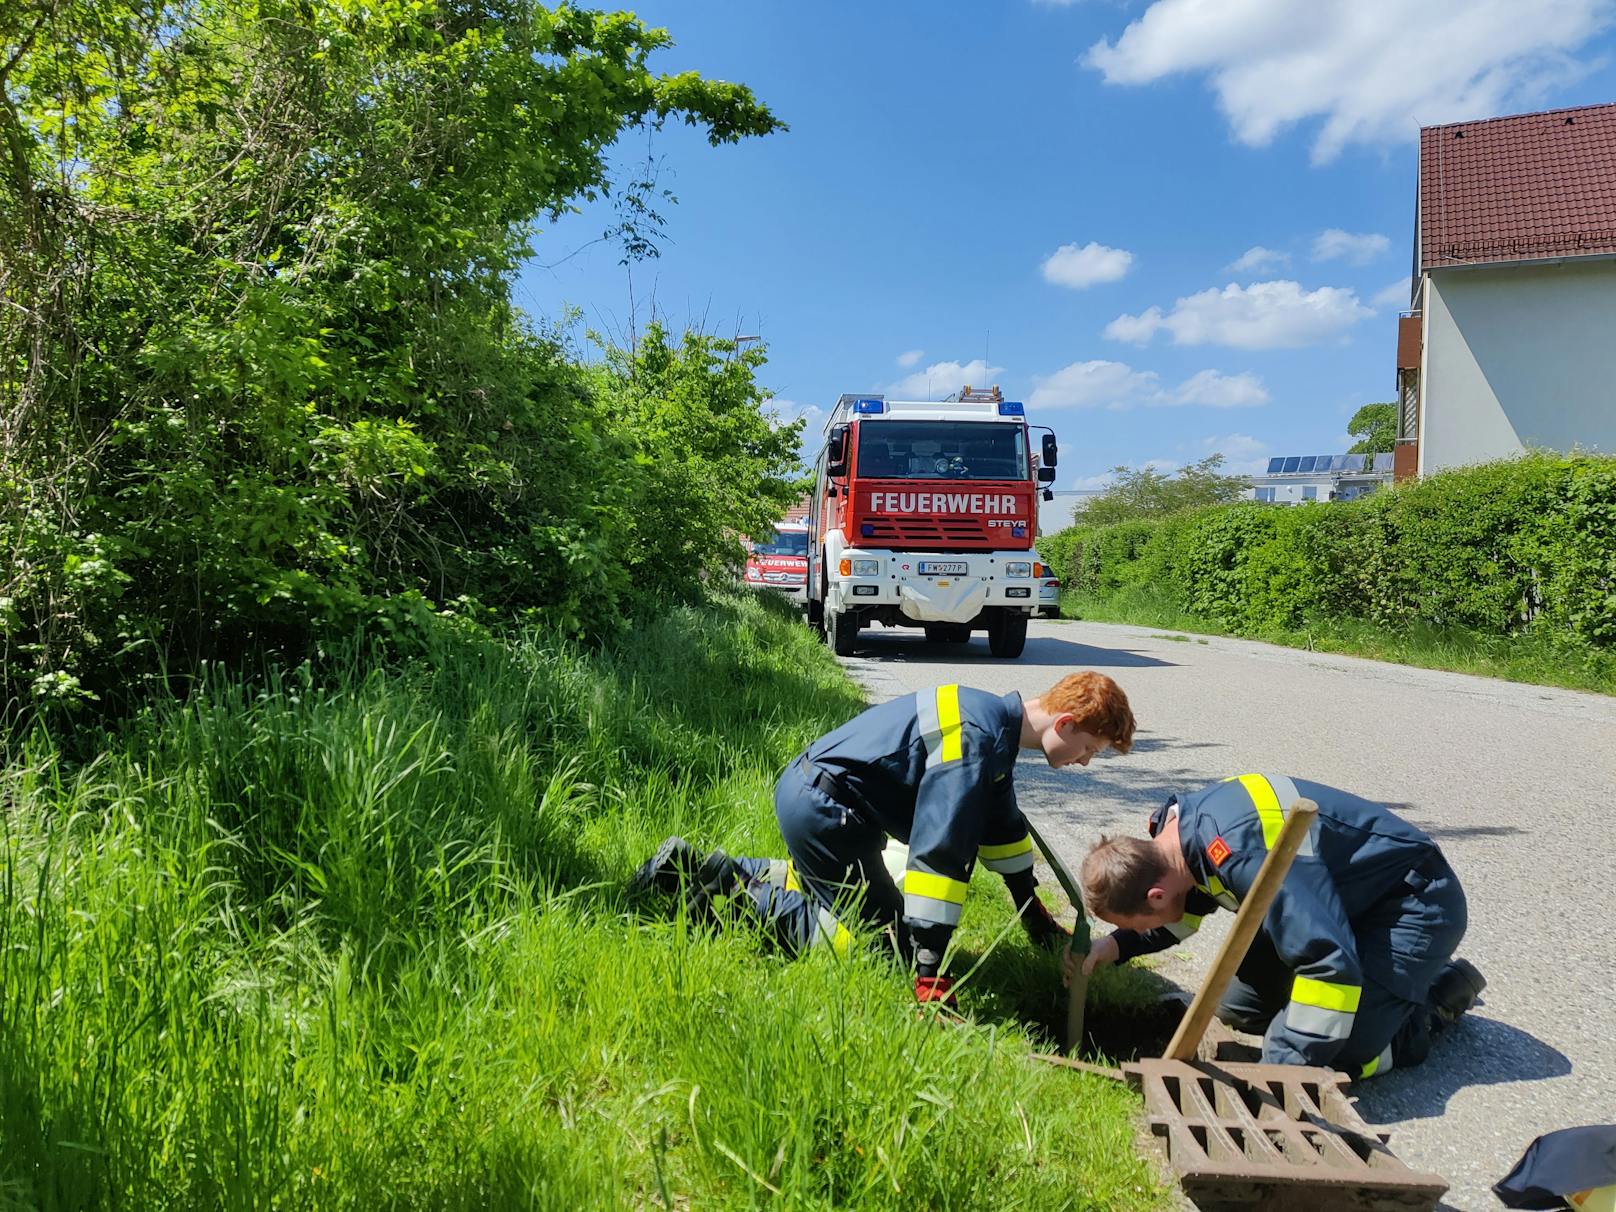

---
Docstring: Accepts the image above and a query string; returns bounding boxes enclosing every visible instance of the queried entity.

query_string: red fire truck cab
[743,520,809,603]
[806,388,1057,658]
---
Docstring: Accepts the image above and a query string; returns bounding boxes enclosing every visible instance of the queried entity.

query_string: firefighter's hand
[914,975,957,1007]
[1020,897,1069,952]
[1062,934,1120,986]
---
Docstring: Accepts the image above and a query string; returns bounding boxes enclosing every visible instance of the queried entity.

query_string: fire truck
[743,519,809,603]
[806,387,1057,658]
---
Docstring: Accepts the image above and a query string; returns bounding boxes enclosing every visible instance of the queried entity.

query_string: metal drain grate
[1123,1059,1448,1212]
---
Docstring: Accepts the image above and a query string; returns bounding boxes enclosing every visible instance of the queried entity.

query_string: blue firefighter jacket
[798,684,1035,951]
[1108,775,1443,1068]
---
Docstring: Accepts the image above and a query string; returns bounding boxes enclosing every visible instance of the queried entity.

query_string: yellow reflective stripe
[1239,773,1285,849]
[978,837,1033,860]
[936,685,963,763]
[784,861,801,893]
[1166,912,1203,941]
[904,870,969,904]
[1203,875,1227,898]
[1291,975,1362,1013]
[1359,1042,1393,1079]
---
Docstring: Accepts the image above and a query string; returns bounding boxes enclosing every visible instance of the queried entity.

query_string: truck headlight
[851,558,881,577]
[1004,561,1032,578]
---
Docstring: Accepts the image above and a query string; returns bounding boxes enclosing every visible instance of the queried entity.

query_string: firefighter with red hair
[631,672,1136,1004]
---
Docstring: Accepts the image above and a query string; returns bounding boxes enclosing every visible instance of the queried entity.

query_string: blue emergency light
[853,398,885,414]
[997,401,1025,416]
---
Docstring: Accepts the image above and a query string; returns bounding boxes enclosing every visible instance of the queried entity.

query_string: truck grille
[860,516,1019,549]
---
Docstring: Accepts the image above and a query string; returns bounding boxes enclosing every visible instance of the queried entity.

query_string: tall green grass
[0,592,1166,1210]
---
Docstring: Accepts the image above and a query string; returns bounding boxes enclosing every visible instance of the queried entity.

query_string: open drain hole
[1082,997,1186,1062]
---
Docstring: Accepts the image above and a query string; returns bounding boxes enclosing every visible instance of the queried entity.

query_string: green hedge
[1045,453,1616,645]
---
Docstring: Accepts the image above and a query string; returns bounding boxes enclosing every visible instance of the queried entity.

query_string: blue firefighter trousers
[730,757,906,956]
[1215,853,1468,1078]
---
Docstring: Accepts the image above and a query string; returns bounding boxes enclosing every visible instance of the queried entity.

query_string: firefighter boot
[685,848,749,925]
[1428,957,1486,1030]
[628,836,704,898]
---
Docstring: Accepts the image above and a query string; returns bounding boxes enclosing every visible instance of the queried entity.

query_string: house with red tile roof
[1394,102,1616,478]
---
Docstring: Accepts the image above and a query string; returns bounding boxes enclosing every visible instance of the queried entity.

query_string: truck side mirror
[1038,466,1056,484]
[826,426,849,476]
[1041,433,1058,469]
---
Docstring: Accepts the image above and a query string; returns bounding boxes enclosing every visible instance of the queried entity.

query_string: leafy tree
[0,1,786,711]
[1082,454,1250,527]
[592,325,804,602]
[1347,403,1398,455]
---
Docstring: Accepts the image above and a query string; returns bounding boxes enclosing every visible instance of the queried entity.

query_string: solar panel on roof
[1267,457,1284,474]
[1372,452,1394,472]
[1298,456,1316,473]
[1282,456,1301,473]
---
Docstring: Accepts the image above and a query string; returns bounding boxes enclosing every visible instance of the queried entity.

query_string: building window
[1255,487,1276,503]
[1398,367,1420,441]
[1302,486,1317,501]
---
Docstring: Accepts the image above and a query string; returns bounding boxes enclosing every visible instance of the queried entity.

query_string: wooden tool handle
[1023,816,1093,1056]
[1064,965,1090,1056]
[1162,798,1319,1062]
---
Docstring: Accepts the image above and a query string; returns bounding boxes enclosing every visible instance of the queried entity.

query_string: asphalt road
[838,617,1616,1212]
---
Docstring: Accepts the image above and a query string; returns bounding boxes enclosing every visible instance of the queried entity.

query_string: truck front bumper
[827,550,1039,625]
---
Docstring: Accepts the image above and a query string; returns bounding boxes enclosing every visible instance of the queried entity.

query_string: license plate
[919,561,967,575]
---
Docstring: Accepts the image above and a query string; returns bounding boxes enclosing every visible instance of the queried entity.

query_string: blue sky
[516,1,1616,489]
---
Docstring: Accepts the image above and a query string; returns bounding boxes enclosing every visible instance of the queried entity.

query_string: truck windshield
[856,421,1028,481]
[752,528,808,556]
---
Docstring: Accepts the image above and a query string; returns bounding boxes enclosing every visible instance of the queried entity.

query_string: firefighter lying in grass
[630,672,1136,1005]
[1067,774,1486,1079]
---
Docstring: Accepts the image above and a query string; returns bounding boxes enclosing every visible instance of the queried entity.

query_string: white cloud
[886,358,1005,401]
[1027,360,1269,409]
[896,348,925,368]
[1102,308,1167,344]
[1226,246,1289,275]
[1029,360,1162,409]
[1373,276,1414,308]
[765,398,825,464]
[1084,0,1615,163]
[1313,229,1391,265]
[765,397,825,431]
[1198,432,1271,474]
[1041,241,1135,289]
[1172,369,1269,407]
[1105,280,1373,349]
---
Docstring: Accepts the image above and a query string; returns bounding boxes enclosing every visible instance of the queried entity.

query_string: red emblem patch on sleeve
[1206,836,1231,867]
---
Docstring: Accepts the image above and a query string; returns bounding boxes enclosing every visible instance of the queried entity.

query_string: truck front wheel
[987,609,1028,658]
[826,606,859,656]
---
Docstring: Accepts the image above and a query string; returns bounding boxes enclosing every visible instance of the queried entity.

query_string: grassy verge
[1063,587,1616,696]
[1,591,1167,1210]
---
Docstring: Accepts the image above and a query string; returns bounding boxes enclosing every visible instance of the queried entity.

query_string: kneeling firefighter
[631,672,1136,1004]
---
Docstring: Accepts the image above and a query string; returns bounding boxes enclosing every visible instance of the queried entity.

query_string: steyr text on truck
[806,387,1057,658]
